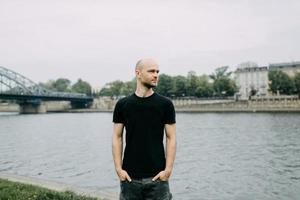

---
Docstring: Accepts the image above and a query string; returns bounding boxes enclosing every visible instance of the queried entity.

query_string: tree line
[100,68,300,98]
[39,78,92,95]
[39,67,300,98]
[99,66,237,98]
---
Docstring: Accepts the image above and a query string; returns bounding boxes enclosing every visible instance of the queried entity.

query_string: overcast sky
[1,0,299,88]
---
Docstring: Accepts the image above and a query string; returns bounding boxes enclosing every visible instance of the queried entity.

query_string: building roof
[269,61,300,69]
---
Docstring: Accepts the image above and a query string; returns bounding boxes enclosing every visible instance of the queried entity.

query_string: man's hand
[116,169,132,182]
[152,170,171,181]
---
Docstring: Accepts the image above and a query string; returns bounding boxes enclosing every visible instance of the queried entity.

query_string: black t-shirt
[113,92,176,178]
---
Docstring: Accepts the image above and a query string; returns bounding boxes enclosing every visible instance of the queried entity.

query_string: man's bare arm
[153,123,176,181]
[112,123,131,182]
[164,123,176,174]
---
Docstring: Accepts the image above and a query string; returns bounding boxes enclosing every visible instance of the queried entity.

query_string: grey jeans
[120,177,172,200]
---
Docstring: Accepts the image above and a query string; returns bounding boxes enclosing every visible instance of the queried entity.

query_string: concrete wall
[0,101,71,113]
[91,97,117,111]
[175,99,300,112]
[46,101,71,112]
[0,102,19,112]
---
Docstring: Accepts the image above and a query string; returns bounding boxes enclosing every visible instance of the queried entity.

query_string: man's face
[137,63,160,88]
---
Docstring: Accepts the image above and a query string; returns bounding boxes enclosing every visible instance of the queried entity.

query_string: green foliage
[155,74,174,97]
[209,66,231,81]
[55,78,72,92]
[195,75,213,97]
[294,72,300,95]
[186,71,199,96]
[40,78,71,92]
[39,80,56,91]
[98,68,237,98]
[209,66,236,97]
[269,71,295,95]
[108,80,124,97]
[0,178,98,200]
[99,79,136,97]
[39,78,92,95]
[173,75,187,97]
[98,87,113,97]
[72,79,92,95]
[121,80,136,96]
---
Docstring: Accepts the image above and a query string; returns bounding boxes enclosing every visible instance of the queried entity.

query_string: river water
[0,112,299,200]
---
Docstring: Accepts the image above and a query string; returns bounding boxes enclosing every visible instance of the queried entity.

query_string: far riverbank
[1,97,300,113]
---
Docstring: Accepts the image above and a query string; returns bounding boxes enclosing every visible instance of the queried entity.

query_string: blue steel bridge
[0,66,93,113]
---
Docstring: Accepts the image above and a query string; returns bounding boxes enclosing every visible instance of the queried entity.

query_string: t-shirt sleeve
[163,100,176,124]
[113,100,124,123]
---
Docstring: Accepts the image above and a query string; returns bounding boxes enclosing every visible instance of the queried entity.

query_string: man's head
[135,58,160,88]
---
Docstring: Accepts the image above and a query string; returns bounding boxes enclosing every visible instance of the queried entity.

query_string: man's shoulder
[155,93,173,104]
[115,94,134,105]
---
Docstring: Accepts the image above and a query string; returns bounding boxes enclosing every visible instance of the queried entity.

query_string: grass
[0,178,99,200]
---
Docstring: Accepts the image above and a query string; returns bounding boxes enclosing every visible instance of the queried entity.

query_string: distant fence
[250,95,299,101]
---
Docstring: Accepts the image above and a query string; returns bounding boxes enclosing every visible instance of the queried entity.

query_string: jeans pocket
[157,178,169,182]
[120,180,128,185]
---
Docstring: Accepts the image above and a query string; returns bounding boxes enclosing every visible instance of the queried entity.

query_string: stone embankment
[174,98,300,112]
[90,97,300,113]
[1,97,300,113]
[0,101,71,113]
[0,102,19,112]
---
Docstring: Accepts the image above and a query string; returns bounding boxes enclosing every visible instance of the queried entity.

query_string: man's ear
[135,69,140,77]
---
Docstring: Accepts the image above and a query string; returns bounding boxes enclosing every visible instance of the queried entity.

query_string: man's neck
[135,88,154,98]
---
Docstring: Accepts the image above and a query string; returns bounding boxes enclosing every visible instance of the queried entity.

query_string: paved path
[0,172,118,200]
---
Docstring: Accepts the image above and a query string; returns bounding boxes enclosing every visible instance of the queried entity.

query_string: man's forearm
[165,136,176,173]
[112,135,123,171]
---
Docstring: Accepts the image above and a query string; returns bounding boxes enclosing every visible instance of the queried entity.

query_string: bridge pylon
[19,102,47,114]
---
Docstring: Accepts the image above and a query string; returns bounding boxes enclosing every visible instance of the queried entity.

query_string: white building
[235,66,269,100]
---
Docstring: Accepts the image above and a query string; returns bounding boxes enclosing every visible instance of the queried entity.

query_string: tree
[293,72,300,97]
[39,78,71,92]
[72,79,92,95]
[110,80,125,97]
[155,74,174,97]
[99,87,113,97]
[54,78,71,92]
[186,71,199,96]
[209,66,231,80]
[195,75,213,97]
[209,66,235,97]
[99,79,136,97]
[40,79,56,90]
[121,80,136,96]
[269,71,294,95]
[227,79,237,96]
[173,75,187,97]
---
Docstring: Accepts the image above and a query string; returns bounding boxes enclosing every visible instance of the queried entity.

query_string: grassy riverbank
[0,178,99,200]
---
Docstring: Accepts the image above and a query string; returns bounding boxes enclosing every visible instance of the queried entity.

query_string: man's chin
[144,83,157,89]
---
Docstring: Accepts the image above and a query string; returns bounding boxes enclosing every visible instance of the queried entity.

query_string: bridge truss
[0,66,87,99]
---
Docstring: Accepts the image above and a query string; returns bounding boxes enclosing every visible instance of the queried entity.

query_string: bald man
[112,59,176,200]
